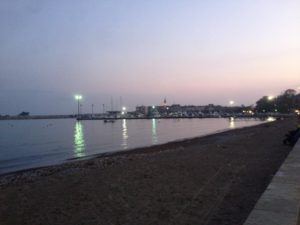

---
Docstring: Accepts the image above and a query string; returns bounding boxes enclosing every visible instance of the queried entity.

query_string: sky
[0,0,299,115]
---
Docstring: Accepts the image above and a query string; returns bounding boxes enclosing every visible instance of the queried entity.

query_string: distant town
[1,89,299,120]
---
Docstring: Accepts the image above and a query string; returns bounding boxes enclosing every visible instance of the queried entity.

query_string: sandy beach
[0,118,297,225]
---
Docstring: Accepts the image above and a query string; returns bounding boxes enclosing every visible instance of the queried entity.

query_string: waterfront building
[136,106,148,116]
[106,111,121,118]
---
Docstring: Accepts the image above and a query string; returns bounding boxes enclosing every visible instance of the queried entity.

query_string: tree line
[256,89,300,113]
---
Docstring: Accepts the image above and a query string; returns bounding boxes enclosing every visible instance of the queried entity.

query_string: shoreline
[0,114,291,121]
[0,118,266,177]
[1,120,268,178]
[0,117,297,225]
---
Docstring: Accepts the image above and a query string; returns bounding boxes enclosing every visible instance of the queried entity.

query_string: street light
[267,96,274,101]
[121,106,126,117]
[75,95,82,117]
[229,100,235,106]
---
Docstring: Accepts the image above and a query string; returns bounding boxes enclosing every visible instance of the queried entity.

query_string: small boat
[104,119,116,123]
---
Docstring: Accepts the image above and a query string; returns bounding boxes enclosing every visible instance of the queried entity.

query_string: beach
[0,117,296,225]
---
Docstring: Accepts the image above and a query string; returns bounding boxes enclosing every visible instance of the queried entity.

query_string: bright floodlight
[122,106,126,111]
[229,100,235,106]
[267,96,274,101]
[75,95,82,100]
[152,105,155,109]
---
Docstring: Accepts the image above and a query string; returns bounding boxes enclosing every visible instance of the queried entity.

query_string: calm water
[0,118,267,174]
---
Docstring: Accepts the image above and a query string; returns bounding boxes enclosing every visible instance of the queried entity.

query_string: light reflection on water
[121,119,128,149]
[152,118,158,144]
[267,116,276,122]
[74,121,86,158]
[229,120,235,129]
[229,117,235,129]
[0,118,268,174]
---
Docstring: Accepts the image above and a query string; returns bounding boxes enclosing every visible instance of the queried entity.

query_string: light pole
[75,95,82,118]
[121,106,126,117]
[267,96,276,113]
[229,100,235,117]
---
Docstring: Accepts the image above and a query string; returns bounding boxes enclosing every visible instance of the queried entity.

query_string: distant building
[169,104,181,113]
[106,111,121,118]
[148,106,160,117]
[136,106,148,115]
[19,112,30,116]
[156,105,168,115]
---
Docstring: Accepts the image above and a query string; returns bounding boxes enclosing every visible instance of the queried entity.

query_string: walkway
[243,139,300,225]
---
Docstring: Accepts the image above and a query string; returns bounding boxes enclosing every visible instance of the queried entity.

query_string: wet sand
[0,118,296,225]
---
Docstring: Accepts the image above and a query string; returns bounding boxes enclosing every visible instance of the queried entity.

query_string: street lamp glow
[152,105,155,109]
[267,96,274,101]
[74,95,83,118]
[75,95,82,100]
[122,106,126,111]
[229,100,235,106]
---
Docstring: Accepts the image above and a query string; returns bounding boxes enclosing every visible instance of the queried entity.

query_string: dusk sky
[1,0,299,115]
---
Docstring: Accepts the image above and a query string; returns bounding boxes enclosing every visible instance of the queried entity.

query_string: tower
[163,97,167,106]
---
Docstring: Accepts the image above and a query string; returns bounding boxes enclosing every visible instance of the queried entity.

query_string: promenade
[244,138,300,225]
